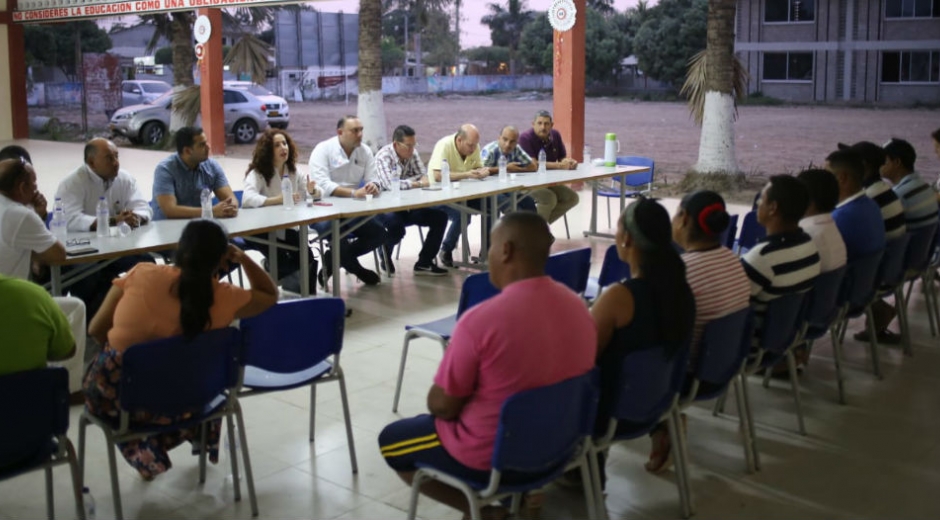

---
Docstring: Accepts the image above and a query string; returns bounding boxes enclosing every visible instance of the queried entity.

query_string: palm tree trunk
[170,11,197,130]
[358,0,388,152]
[694,0,738,174]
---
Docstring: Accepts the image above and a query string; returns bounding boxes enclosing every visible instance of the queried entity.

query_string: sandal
[644,427,674,473]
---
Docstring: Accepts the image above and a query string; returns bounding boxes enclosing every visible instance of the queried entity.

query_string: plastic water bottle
[51,198,67,241]
[498,154,508,183]
[538,149,547,176]
[583,145,592,166]
[441,159,451,190]
[296,173,307,205]
[281,174,294,210]
[200,187,213,219]
[390,162,401,199]
[95,197,108,238]
[82,487,96,519]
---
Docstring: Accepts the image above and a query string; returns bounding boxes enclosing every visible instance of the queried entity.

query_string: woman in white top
[242,129,322,294]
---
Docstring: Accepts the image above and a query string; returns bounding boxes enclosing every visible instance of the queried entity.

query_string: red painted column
[552,0,586,161]
[3,0,29,139]
[198,8,225,155]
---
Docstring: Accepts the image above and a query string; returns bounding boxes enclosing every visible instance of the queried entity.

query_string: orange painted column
[198,8,225,155]
[2,0,29,139]
[552,0,586,161]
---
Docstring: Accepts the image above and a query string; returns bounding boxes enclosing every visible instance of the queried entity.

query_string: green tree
[154,46,173,66]
[24,21,112,81]
[632,0,707,87]
[517,14,552,73]
[481,0,535,74]
[423,8,460,71]
[464,46,511,73]
[382,38,406,74]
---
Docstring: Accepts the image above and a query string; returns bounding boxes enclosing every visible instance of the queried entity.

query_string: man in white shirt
[0,158,86,394]
[796,169,847,273]
[308,115,387,286]
[55,138,155,319]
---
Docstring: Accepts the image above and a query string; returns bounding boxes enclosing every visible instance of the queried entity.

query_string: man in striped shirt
[882,138,939,231]
[742,175,821,346]
[840,141,907,240]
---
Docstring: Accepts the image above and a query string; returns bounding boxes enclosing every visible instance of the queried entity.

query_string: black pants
[311,217,388,271]
[377,208,447,265]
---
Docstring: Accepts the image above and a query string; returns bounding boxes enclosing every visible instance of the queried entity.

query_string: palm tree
[359,0,388,152]
[481,0,534,75]
[684,0,745,174]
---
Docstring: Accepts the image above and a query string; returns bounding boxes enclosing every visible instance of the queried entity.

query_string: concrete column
[552,0,586,161]
[0,0,29,140]
[198,8,225,155]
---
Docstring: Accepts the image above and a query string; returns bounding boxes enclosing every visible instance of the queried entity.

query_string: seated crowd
[0,122,938,519]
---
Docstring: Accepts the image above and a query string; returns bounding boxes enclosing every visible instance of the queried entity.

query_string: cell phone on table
[313,201,333,206]
[66,246,98,256]
[422,186,443,191]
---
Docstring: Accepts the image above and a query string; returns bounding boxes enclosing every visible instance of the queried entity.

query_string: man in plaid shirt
[373,125,448,276]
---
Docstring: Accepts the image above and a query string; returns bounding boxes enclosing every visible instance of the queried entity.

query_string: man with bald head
[428,124,492,267]
[0,158,66,279]
[378,212,595,518]
[55,137,153,319]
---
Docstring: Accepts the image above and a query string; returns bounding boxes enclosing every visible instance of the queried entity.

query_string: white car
[224,81,290,129]
[122,80,172,106]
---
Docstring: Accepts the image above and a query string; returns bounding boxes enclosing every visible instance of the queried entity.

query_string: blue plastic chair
[392,272,500,412]
[239,298,357,473]
[590,345,693,519]
[900,223,940,348]
[719,214,740,250]
[682,308,757,473]
[833,248,886,379]
[909,225,940,337]
[407,370,599,520]
[738,291,811,435]
[872,234,911,356]
[545,247,592,295]
[0,367,84,520]
[77,327,256,520]
[584,245,632,301]
[798,266,849,404]
[596,156,655,229]
[734,211,766,255]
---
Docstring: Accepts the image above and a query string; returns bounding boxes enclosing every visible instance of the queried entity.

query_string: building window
[763,52,814,81]
[885,0,940,18]
[765,0,815,22]
[881,51,940,83]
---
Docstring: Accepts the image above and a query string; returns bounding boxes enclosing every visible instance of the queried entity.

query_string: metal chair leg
[829,328,847,405]
[225,414,242,503]
[392,335,413,413]
[104,431,124,520]
[45,466,54,520]
[785,350,807,435]
[234,402,259,517]
[338,371,359,474]
[895,287,913,357]
[738,373,761,470]
[310,384,317,442]
[667,409,694,518]
[65,439,86,520]
[864,306,883,379]
[563,214,571,240]
[732,378,756,473]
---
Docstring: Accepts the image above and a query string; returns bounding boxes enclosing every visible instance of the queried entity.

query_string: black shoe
[439,250,454,268]
[414,261,448,276]
[854,328,903,345]
[349,265,381,285]
[318,253,333,290]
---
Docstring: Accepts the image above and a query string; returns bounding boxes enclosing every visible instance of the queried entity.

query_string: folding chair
[545,247,592,296]
[392,272,500,412]
[239,298,357,473]
[0,368,85,520]
[597,156,655,228]
[590,345,693,519]
[77,327,256,520]
[679,308,757,473]
[584,245,632,302]
[408,370,600,520]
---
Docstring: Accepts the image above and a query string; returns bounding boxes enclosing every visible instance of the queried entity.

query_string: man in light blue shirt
[881,138,939,231]
[151,127,238,221]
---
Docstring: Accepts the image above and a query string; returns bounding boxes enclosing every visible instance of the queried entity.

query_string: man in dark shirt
[517,110,581,224]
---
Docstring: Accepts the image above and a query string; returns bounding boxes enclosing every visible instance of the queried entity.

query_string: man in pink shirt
[379,212,596,518]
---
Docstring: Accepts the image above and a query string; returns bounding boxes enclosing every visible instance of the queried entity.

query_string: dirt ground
[32,92,940,204]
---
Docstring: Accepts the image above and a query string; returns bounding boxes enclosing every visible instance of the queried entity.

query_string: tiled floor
[2,140,939,519]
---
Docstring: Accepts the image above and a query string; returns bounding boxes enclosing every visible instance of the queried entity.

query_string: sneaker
[439,250,454,268]
[854,328,903,345]
[414,262,448,276]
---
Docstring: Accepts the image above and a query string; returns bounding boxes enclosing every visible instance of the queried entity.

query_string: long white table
[48,163,649,299]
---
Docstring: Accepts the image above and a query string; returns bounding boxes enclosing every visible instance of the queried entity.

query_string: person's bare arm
[89,285,124,345]
[33,242,67,266]
[508,161,537,173]
[156,194,237,219]
[230,245,279,319]
[590,283,635,360]
[214,185,236,204]
[427,384,470,421]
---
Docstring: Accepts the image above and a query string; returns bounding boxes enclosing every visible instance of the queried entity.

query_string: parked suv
[109,88,269,145]
[121,80,172,106]
[224,81,290,129]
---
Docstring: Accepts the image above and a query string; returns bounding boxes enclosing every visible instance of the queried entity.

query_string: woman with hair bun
[83,220,278,480]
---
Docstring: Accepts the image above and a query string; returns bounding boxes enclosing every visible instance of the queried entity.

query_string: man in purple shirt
[518,110,581,224]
